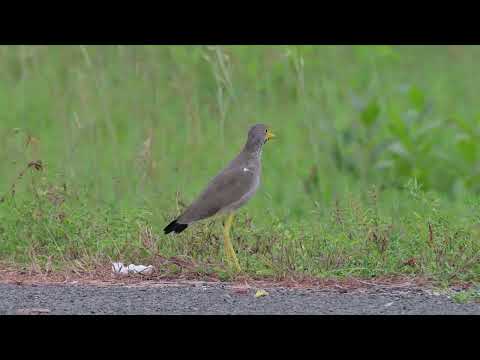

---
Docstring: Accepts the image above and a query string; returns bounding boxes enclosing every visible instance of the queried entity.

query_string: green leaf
[387,107,409,141]
[409,85,425,111]
[455,133,477,164]
[361,99,380,127]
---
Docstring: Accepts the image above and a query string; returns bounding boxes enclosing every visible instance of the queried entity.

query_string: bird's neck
[226,146,261,171]
[242,151,262,171]
[242,144,263,160]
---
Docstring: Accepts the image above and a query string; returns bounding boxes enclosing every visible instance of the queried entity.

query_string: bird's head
[246,123,275,148]
[243,124,275,157]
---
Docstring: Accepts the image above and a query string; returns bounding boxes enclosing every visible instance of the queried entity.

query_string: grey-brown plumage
[164,124,273,234]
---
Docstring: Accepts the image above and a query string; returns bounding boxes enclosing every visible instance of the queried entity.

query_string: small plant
[452,288,480,304]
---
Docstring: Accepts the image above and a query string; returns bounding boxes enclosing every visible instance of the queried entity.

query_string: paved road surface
[1,282,479,314]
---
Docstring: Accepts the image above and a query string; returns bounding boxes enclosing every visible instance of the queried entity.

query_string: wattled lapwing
[164,124,275,272]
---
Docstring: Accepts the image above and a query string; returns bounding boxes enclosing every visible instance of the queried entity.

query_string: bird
[164,124,275,272]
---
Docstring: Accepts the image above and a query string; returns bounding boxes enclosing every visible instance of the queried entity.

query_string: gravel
[1,282,479,315]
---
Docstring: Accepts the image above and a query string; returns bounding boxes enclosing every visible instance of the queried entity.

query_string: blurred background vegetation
[1,46,479,281]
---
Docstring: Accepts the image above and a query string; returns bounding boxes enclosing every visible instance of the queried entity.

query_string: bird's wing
[177,166,257,223]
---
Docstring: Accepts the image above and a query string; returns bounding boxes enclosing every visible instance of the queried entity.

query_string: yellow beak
[265,129,276,141]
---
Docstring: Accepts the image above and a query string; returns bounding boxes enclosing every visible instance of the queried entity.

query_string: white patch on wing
[243,167,250,172]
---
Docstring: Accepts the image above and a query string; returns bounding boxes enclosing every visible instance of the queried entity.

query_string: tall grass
[1,45,479,283]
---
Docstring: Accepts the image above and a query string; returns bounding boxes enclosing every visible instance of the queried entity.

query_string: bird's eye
[265,129,268,133]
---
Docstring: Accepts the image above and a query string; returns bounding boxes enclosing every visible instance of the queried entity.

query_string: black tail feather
[164,219,188,234]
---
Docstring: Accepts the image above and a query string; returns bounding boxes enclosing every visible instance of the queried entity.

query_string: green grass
[1,45,480,284]
[452,288,480,304]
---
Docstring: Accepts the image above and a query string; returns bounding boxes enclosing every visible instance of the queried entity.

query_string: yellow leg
[223,213,241,272]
